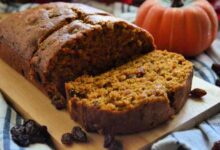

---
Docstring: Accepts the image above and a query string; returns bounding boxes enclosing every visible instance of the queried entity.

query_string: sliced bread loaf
[65,50,193,134]
[0,2,155,109]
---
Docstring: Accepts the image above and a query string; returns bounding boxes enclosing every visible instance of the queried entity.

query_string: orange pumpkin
[135,0,218,56]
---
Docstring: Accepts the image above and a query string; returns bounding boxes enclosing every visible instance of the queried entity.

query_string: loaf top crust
[0,2,155,110]
[0,2,112,65]
[0,3,77,61]
[0,2,154,76]
[66,50,193,112]
[29,3,154,76]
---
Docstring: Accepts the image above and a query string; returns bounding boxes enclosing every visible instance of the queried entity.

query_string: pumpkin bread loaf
[65,50,193,134]
[0,2,155,109]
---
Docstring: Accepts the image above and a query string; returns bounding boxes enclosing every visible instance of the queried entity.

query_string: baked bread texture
[0,2,155,109]
[65,50,193,134]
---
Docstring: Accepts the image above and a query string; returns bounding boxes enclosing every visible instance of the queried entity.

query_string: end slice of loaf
[65,50,193,134]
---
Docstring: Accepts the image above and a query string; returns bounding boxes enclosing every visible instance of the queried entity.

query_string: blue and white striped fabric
[152,114,220,150]
[0,93,23,150]
[190,40,220,84]
[0,1,220,150]
[0,93,52,150]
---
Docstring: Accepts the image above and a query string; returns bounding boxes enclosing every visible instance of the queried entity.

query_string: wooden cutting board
[0,13,10,21]
[0,59,220,150]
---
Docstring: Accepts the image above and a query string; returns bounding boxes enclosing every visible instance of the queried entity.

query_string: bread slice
[0,3,155,109]
[65,50,193,134]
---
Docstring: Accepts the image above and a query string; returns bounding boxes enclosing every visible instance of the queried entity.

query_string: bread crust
[68,97,173,134]
[0,41,50,96]
[0,3,77,78]
[172,70,193,113]
[0,2,155,109]
[66,51,193,134]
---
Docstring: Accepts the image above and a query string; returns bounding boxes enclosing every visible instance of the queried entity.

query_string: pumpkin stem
[171,0,184,7]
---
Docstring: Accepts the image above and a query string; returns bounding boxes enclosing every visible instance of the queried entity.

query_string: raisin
[72,126,88,142]
[53,101,66,110]
[136,67,145,77]
[212,141,220,150]
[109,139,123,150]
[10,120,51,147]
[104,135,115,148]
[103,82,112,88]
[215,79,220,87]
[30,126,50,143]
[190,88,207,98]
[76,93,87,99]
[51,96,66,110]
[177,145,188,150]
[69,89,86,99]
[11,125,30,147]
[11,125,25,136]
[212,63,220,76]
[69,89,76,97]
[12,134,30,147]
[25,120,38,136]
[61,133,74,145]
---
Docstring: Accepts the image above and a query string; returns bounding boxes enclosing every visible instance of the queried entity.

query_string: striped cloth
[0,93,52,150]
[190,41,220,84]
[0,1,220,150]
[152,115,220,150]
[0,93,23,150]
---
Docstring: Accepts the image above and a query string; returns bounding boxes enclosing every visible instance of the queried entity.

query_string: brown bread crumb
[190,88,207,98]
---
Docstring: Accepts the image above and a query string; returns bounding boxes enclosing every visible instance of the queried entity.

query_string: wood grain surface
[0,59,220,150]
[0,13,9,20]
